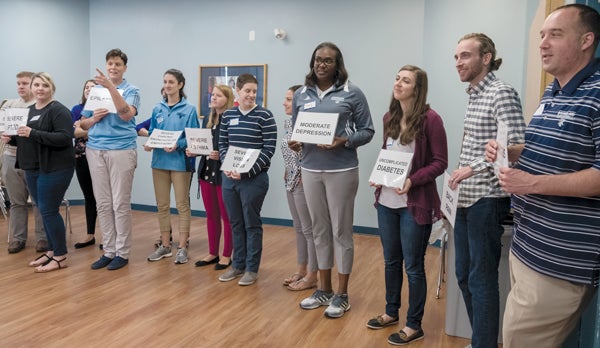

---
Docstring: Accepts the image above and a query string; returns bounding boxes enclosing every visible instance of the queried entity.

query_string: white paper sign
[441,171,460,228]
[290,111,338,145]
[185,128,213,155]
[368,149,413,188]
[145,129,182,149]
[4,108,29,135]
[221,146,260,173]
[494,121,509,176]
[83,88,123,113]
[0,109,5,132]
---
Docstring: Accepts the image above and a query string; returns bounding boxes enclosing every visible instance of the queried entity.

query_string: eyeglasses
[314,57,335,66]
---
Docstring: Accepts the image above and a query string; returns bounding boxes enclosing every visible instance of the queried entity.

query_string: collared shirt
[457,72,526,207]
[511,58,600,286]
[83,79,141,150]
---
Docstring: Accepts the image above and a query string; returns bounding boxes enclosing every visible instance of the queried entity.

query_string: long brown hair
[385,65,430,145]
[80,79,96,104]
[206,84,234,128]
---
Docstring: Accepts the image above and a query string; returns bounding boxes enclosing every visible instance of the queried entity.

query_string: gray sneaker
[219,268,244,282]
[238,271,258,286]
[300,289,334,310]
[324,294,351,318]
[147,245,172,261]
[174,248,188,264]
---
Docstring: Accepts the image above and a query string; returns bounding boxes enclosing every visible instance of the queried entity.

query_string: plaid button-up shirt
[457,72,526,207]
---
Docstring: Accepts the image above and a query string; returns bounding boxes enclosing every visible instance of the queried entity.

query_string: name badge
[303,101,316,110]
[533,104,545,116]
[30,115,41,121]
[230,118,239,126]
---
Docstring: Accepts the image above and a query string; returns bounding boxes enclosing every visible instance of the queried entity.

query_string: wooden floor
[0,206,471,348]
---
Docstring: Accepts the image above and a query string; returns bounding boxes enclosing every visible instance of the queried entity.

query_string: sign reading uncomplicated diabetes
[221,146,260,173]
[3,108,28,135]
[368,149,413,188]
[291,112,338,145]
[185,128,213,155]
[145,129,182,149]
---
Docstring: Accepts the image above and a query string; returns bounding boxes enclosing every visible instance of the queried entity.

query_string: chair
[61,199,72,238]
[0,140,7,220]
[436,221,450,299]
[0,187,7,220]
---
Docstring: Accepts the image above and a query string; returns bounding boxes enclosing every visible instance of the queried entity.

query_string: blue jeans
[377,204,432,330]
[222,171,269,273]
[454,197,510,348]
[25,168,74,256]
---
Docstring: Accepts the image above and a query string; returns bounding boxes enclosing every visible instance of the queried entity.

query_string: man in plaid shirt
[449,33,526,348]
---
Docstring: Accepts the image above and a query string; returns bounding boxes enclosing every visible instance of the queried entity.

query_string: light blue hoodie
[148,97,199,171]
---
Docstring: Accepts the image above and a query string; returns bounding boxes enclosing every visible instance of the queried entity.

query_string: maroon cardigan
[374,109,448,225]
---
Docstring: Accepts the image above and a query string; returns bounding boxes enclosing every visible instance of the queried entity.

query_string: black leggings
[75,155,97,235]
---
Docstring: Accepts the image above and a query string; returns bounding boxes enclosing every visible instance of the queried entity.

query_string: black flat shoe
[195,256,219,267]
[214,260,231,270]
[74,238,95,249]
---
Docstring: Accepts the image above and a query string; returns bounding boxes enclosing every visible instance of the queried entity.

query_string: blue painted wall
[0,0,540,231]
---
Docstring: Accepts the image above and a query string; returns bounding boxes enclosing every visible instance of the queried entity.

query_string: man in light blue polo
[80,48,140,271]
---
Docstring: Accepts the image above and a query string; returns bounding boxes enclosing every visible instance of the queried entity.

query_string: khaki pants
[503,251,596,348]
[152,168,192,236]
[87,148,136,259]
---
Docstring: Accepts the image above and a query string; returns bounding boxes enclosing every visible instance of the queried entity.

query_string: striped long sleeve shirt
[219,105,277,179]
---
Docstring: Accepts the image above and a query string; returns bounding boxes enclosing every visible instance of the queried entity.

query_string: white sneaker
[174,248,188,264]
[147,245,172,261]
[300,289,334,310]
[324,294,351,318]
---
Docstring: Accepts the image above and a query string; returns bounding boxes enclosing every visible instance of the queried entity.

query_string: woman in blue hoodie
[145,69,199,265]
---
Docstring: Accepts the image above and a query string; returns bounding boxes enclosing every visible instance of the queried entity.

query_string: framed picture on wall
[198,64,267,118]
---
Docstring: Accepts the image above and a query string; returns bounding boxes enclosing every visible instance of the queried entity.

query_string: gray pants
[286,185,317,272]
[1,154,45,243]
[302,168,358,274]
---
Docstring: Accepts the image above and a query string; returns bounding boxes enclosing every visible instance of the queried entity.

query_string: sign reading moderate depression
[291,112,338,145]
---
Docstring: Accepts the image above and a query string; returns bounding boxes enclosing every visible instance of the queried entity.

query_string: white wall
[0,0,90,109]
[0,0,541,231]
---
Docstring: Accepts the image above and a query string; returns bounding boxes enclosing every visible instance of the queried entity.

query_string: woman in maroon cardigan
[366,65,448,346]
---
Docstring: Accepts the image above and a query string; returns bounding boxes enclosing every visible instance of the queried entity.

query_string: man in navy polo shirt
[487,4,600,347]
